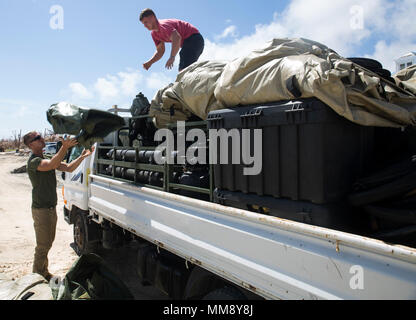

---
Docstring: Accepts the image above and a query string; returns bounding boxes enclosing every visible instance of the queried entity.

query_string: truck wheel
[347,57,383,70]
[73,213,99,256]
[202,286,246,300]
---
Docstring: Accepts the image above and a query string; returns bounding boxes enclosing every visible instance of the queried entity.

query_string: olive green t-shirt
[27,154,57,209]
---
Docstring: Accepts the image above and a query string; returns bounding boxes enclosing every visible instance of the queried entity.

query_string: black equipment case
[207,98,375,204]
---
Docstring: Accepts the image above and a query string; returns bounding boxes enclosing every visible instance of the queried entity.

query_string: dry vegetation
[0,129,60,152]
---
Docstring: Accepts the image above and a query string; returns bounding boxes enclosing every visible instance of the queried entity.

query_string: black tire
[347,57,383,71]
[202,286,246,300]
[374,68,391,79]
[73,213,99,256]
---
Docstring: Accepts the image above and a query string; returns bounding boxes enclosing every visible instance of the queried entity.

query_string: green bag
[131,92,151,117]
[54,253,134,300]
[47,103,125,148]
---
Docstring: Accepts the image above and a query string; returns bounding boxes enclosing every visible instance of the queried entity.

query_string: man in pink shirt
[140,8,204,72]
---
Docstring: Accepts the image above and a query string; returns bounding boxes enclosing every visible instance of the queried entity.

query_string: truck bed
[88,173,416,300]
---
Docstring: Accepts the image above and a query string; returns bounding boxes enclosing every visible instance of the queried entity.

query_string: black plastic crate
[207,98,374,204]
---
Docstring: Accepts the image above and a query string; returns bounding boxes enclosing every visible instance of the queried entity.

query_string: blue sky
[0,0,415,139]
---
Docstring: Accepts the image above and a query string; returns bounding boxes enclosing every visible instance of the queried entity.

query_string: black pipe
[364,205,416,224]
[372,225,416,239]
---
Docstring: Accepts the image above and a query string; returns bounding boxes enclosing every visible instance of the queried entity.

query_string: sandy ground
[0,152,168,299]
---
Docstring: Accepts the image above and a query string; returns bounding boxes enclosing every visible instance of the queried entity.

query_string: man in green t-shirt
[23,132,94,281]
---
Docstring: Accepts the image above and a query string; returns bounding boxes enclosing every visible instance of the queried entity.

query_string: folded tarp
[150,38,416,129]
[150,61,227,128]
[0,255,134,300]
[0,273,53,300]
[53,253,134,300]
[47,102,125,148]
[395,65,416,95]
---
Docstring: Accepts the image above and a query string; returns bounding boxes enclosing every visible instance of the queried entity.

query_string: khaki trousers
[31,207,57,278]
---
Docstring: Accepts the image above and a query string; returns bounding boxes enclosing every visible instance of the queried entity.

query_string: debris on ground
[11,165,27,174]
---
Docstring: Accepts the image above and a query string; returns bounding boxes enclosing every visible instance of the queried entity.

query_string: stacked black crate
[207,98,375,231]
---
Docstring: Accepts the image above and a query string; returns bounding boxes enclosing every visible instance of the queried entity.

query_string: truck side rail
[95,119,214,199]
[88,174,416,300]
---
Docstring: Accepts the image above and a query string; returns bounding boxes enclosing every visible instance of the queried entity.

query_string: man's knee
[34,244,51,256]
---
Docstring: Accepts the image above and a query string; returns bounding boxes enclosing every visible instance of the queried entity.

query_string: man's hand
[81,146,95,159]
[57,146,95,173]
[60,136,78,150]
[143,61,153,70]
[165,56,175,70]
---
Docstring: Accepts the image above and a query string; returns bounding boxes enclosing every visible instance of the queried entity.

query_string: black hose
[353,156,416,191]
[349,171,416,206]
[364,205,416,224]
[372,225,416,239]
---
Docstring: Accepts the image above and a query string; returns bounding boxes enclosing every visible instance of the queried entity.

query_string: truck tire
[202,286,246,300]
[347,57,383,70]
[73,212,100,256]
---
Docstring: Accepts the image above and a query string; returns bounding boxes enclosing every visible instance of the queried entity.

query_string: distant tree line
[0,129,59,152]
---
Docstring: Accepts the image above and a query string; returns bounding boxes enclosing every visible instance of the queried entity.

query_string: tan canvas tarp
[0,273,53,300]
[150,38,416,128]
[149,60,227,128]
[395,65,416,95]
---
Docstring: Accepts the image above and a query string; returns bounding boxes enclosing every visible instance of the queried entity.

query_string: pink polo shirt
[151,19,199,48]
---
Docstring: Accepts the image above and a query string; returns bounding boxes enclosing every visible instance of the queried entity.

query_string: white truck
[61,108,416,300]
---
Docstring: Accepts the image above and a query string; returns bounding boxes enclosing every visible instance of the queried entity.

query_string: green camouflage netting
[47,102,125,148]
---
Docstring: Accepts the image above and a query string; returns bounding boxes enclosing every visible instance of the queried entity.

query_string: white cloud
[214,25,239,41]
[0,100,38,119]
[201,22,285,61]
[94,77,120,104]
[64,68,174,108]
[367,0,416,73]
[200,0,415,74]
[66,70,142,106]
[0,99,51,139]
[276,0,389,55]
[69,82,93,100]
[389,0,416,39]
[12,105,30,118]
[202,0,396,60]
[118,70,143,96]
[145,72,175,91]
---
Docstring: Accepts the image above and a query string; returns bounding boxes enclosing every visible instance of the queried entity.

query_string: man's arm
[57,146,95,173]
[165,30,182,70]
[143,42,165,70]
[36,138,78,172]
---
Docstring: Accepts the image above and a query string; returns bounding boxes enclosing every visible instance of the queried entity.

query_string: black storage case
[207,98,374,204]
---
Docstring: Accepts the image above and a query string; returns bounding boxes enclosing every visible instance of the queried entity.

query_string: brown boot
[44,272,53,282]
